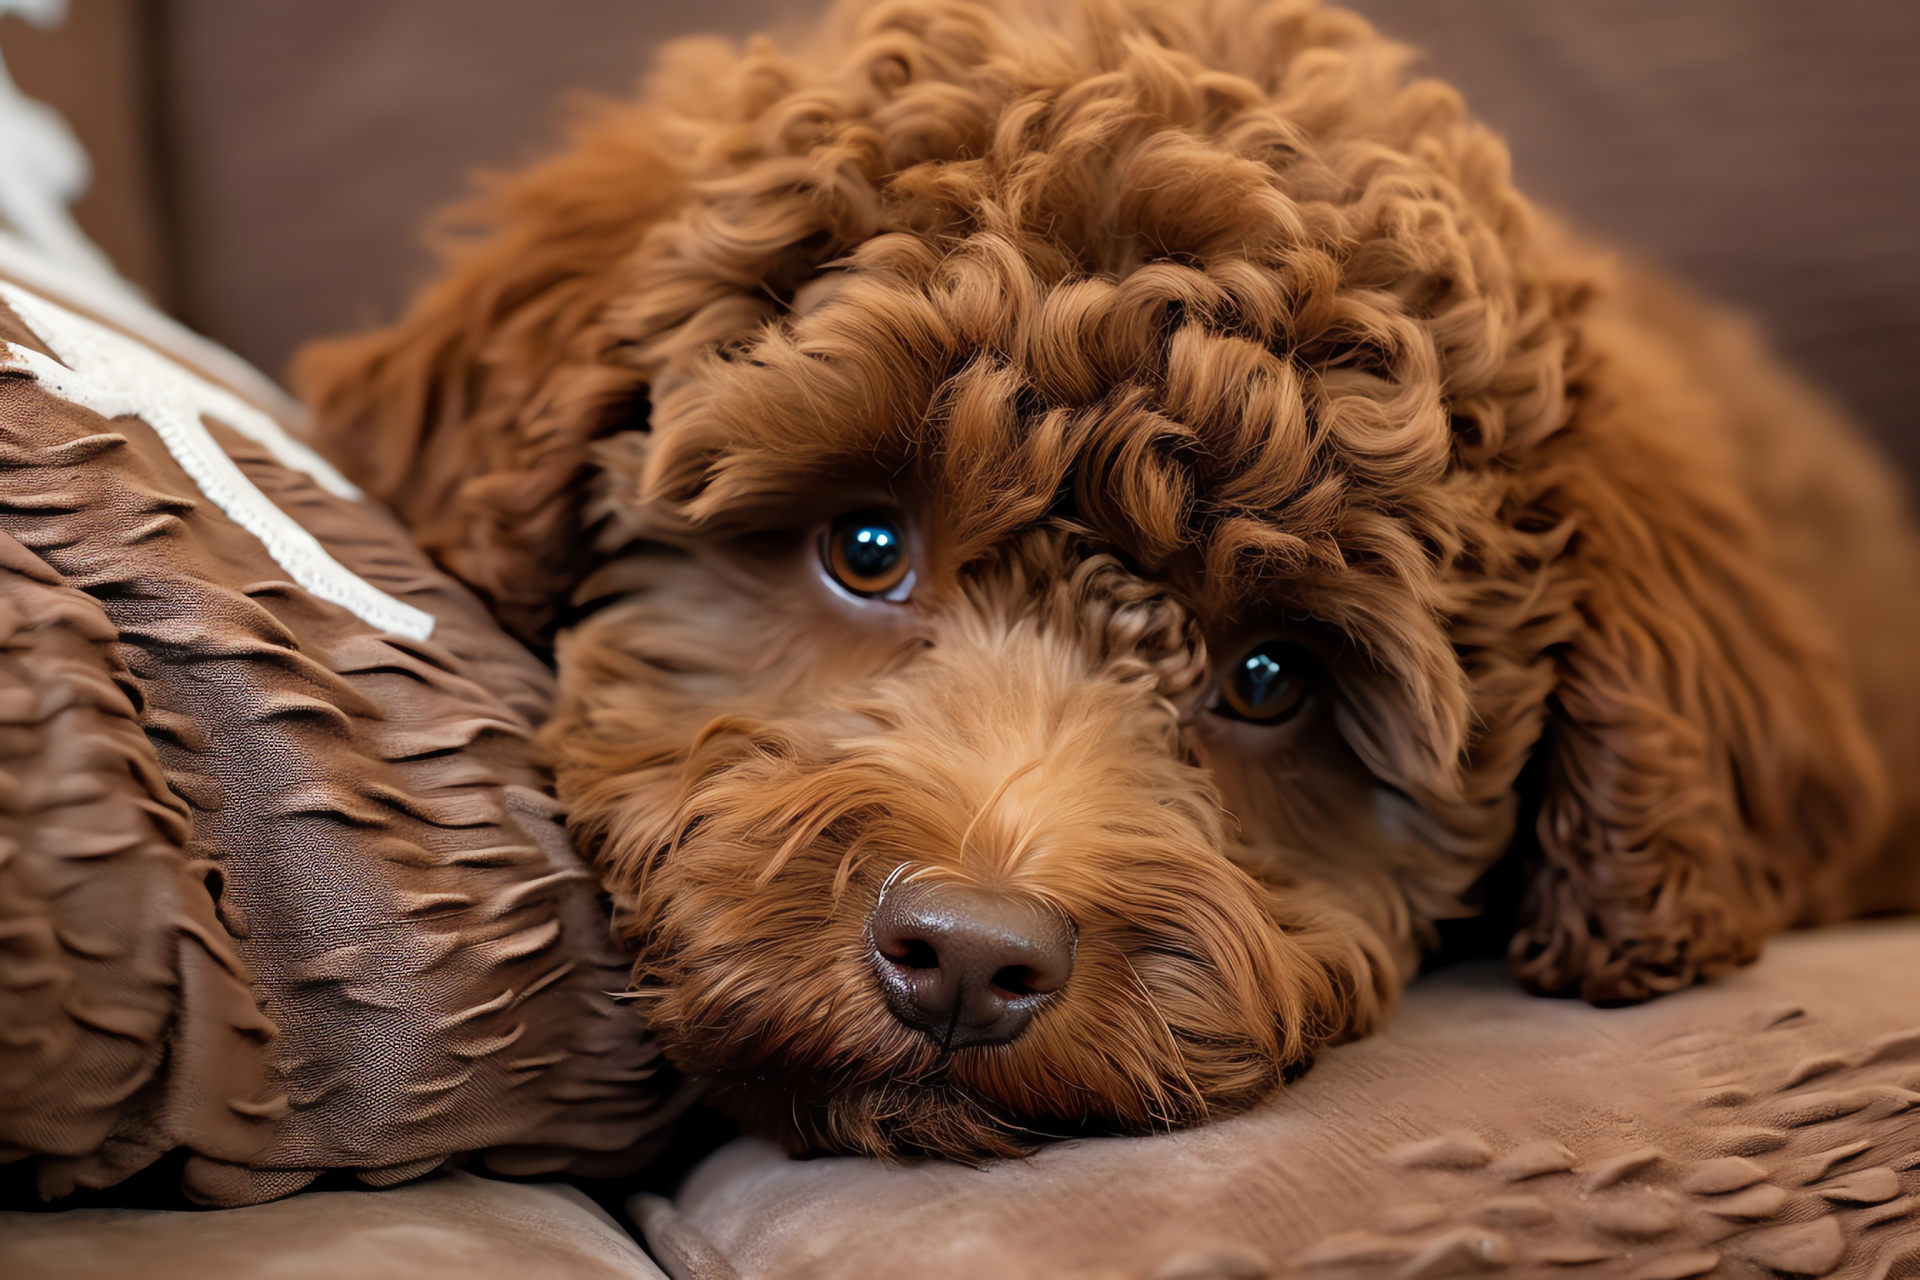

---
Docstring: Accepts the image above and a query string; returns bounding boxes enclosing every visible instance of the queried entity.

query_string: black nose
[868,879,1075,1049]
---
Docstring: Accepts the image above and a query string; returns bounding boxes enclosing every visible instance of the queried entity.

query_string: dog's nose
[868,880,1075,1049]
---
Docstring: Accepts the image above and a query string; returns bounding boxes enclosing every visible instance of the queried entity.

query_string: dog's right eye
[823,512,913,600]
[1214,641,1312,724]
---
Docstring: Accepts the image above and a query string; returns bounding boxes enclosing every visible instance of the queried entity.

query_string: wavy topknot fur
[296,0,1920,1160]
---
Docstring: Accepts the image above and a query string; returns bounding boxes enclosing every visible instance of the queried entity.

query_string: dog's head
[297,0,1886,1158]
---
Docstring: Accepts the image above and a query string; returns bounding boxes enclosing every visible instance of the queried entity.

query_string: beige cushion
[0,1171,666,1280]
[647,920,1920,1279]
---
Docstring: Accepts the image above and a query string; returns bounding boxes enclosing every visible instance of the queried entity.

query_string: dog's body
[296,0,1920,1160]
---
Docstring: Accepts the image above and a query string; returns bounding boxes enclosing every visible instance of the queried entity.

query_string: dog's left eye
[1215,641,1312,724]
[823,512,914,600]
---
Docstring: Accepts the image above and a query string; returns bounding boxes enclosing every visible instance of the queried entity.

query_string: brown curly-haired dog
[295,0,1920,1160]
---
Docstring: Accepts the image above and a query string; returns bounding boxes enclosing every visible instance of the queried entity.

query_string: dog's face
[548,209,1551,1153]
[298,0,1889,1161]
[555,500,1396,1156]
[532,0,1573,1154]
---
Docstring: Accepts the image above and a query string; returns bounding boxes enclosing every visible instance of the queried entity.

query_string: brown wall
[1359,0,1920,479]
[159,0,801,385]
[6,0,1919,471]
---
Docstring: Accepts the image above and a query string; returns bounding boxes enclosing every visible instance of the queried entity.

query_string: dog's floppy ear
[1508,343,1888,1004]
[292,108,685,645]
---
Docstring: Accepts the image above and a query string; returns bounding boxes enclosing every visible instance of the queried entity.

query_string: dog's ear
[1508,361,1888,1004]
[291,109,684,645]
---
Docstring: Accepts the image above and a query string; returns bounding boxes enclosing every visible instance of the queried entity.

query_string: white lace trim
[0,282,436,641]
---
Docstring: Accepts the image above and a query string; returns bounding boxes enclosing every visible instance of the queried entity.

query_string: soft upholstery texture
[0,1170,668,1280]
[650,919,1920,1279]
[0,254,678,1206]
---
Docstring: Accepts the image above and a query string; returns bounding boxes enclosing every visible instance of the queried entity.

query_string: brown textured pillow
[0,249,675,1207]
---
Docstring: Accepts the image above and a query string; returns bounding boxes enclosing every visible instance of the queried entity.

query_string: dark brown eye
[1216,641,1311,723]
[824,512,912,599]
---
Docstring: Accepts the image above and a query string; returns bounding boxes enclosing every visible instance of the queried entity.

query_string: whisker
[1120,953,1207,1123]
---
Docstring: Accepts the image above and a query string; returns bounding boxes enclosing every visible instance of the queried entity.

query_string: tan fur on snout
[297,0,1920,1160]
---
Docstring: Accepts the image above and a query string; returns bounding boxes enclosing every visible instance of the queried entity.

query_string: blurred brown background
[5,0,1919,471]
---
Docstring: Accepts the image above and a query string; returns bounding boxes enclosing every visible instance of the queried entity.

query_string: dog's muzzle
[867,878,1076,1050]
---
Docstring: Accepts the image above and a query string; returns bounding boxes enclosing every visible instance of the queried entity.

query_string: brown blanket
[0,262,677,1206]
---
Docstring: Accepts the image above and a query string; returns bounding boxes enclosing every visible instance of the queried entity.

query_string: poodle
[294,0,1920,1160]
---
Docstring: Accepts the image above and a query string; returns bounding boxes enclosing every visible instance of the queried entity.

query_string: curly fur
[295,0,1920,1160]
